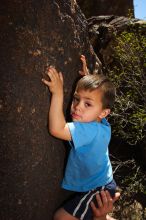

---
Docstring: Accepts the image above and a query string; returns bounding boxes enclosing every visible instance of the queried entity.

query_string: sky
[134,0,146,20]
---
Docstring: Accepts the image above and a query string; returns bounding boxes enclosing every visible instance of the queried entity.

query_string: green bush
[107,27,146,145]
[112,158,146,219]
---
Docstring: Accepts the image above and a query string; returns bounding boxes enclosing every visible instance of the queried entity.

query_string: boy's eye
[85,102,91,107]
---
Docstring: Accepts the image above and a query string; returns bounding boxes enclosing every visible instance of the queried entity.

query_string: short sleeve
[67,122,99,149]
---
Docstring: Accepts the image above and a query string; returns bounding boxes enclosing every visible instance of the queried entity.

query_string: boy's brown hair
[76,74,116,109]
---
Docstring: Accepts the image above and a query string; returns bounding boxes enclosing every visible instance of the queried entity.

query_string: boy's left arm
[42,67,71,141]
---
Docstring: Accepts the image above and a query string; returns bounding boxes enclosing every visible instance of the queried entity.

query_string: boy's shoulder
[101,118,110,127]
[68,118,110,128]
[68,120,111,148]
[68,119,110,136]
[74,118,110,127]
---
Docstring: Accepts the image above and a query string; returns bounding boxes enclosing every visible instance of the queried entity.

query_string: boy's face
[70,89,110,122]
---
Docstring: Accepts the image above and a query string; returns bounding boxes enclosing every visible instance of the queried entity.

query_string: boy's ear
[99,108,111,119]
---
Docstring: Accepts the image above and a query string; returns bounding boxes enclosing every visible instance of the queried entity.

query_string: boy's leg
[106,215,116,220]
[54,208,79,220]
[93,214,116,220]
[54,208,116,220]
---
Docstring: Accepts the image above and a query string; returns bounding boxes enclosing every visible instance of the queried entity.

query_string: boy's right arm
[42,67,71,141]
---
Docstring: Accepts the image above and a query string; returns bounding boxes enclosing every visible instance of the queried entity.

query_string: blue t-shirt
[61,118,113,192]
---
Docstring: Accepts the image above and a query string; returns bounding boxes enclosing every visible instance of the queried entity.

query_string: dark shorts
[63,179,116,220]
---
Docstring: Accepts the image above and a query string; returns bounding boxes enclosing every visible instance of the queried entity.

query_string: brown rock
[87,15,143,66]
[0,1,100,219]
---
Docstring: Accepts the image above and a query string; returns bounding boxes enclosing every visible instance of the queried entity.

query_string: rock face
[87,14,146,149]
[0,1,99,219]
[87,15,140,64]
[77,0,134,18]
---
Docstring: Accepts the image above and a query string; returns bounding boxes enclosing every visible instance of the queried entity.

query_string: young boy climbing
[42,55,117,220]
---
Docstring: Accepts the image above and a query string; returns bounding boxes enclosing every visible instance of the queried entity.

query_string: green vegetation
[107,26,146,145]
[105,25,146,218]
[112,158,146,219]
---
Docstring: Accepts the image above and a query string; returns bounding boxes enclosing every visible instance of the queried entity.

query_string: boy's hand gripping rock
[79,55,90,76]
[42,66,63,95]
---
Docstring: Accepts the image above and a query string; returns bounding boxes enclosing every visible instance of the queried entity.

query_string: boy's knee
[53,211,60,220]
[53,208,76,220]
[53,209,63,220]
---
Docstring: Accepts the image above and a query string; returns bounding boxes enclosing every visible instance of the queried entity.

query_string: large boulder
[0,1,99,219]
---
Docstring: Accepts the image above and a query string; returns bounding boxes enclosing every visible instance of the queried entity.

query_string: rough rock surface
[0,1,99,219]
[87,15,145,66]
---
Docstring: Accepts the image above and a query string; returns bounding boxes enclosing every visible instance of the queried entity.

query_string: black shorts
[63,179,116,220]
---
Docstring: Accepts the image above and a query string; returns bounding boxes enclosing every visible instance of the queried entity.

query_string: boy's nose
[75,102,82,111]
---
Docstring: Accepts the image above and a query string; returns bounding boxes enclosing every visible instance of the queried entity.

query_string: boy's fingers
[50,67,59,78]
[90,191,119,219]
[104,190,112,201]
[45,66,55,76]
[48,71,55,81]
[113,192,120,202]
[47,66,63,82]
[59,72,63,82]
[42,78,51,87]
[46,68,58,81]
[104,190,114,211]
[80,54,86,60]
[95,192,103,208]
[100,190,108,207]
[80,55,87,64]
[90,201,100,217]
[79,70,85,76]
[80,54,90,76]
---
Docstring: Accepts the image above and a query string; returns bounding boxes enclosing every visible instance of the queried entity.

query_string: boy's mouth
[71,113,81,120]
